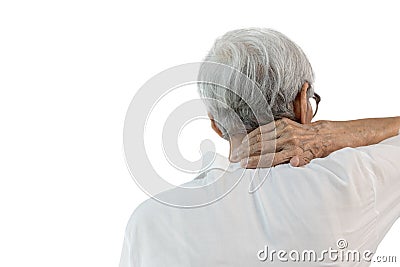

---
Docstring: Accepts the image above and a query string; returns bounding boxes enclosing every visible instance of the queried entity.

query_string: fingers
[236,114,320,168]
[233,133,288,162]
[241,149,297,168]
[241,118,299,147]
[232,139,276,162]
[245,130,276,149]
[232,119,290,162]
[241,147,316,168]
[240,154,274,169]
[298,150,314,166]
[289,150,315,167]
[289,156,300,167]
[241,120,276,144]
[234,117,316,164]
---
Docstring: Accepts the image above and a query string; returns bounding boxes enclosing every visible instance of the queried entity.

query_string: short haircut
[198,28,314,139]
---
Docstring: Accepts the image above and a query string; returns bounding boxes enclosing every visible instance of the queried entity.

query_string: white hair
[198,28,315,139]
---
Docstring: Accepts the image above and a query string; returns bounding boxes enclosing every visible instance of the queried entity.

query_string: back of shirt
[120,135,400,267]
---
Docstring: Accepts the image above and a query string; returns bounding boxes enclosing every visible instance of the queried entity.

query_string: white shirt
[120,135,400,267]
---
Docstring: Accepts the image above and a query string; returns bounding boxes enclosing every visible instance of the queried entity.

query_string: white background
[0,0,399,266]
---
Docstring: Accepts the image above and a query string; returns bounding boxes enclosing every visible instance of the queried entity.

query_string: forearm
[316,117,400,156]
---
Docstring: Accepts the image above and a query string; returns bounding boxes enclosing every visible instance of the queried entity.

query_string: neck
[228,134,246,162]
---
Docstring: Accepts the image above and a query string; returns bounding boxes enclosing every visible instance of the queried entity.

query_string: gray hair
[198,28,314,139]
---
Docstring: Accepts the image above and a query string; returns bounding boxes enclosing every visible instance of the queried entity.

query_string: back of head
[198,28,314,139]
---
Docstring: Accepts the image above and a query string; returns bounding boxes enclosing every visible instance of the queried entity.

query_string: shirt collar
[200,151,242,173]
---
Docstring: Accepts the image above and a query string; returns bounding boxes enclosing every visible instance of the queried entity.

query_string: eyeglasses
[310,92,321,118]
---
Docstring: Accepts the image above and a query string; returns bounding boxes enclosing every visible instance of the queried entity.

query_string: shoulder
[263,146,377,209]
[355,134,400,160]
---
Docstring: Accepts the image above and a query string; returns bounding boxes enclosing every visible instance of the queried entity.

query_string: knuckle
[292,138,300,146]
[284,124,294,133]
[251,143,260,153]
[287,124,294,130]
[283,130,296,141]
[294,147,303,156]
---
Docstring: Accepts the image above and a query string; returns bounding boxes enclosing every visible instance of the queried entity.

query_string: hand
[232,118,331,168]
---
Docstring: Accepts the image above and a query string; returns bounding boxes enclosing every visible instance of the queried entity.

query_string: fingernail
[289,157,300,167]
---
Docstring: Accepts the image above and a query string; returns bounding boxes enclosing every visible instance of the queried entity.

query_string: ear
[208,113,224,138]
[293,82,312,124]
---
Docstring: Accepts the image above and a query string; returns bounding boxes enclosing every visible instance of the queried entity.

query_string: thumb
[289,155,309,167]
[290,151,314,167]
[289,156,300,167]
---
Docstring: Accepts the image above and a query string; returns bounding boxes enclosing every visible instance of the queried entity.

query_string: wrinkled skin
[232,117,400,168]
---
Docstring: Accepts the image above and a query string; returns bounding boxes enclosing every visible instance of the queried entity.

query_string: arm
[353,133,400,242]
[312,117,400,157]
[233,116,400,168]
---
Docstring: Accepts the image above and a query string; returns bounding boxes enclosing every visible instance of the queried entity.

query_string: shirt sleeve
[355,134,400,242]
[119,233,133,267]
[119,210,140,267]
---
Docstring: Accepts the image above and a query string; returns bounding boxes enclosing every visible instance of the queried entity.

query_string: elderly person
[120,28,400,267]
